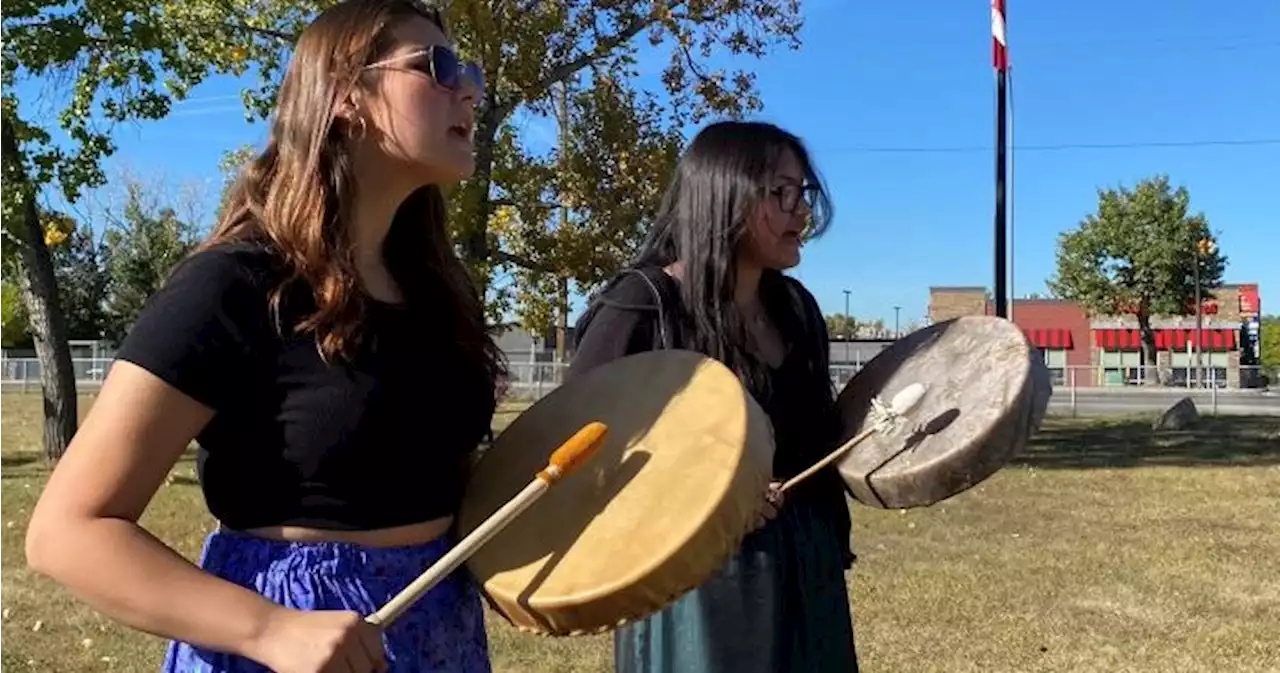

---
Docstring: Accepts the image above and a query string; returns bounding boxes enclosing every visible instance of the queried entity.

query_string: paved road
[492,383,1280,416]
[1048,389,1280,416]
[6,381,1279,416]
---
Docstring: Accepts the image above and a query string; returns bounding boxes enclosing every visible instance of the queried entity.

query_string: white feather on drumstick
[780,383,927,494]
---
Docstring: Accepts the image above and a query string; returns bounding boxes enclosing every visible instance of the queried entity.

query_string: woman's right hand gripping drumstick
[251,608,387,673]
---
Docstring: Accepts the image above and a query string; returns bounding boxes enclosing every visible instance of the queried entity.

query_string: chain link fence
[5,356,1272,400]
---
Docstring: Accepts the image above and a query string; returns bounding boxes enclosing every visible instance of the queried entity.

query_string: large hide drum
[456,349,775,636]
[835,315,1052,509]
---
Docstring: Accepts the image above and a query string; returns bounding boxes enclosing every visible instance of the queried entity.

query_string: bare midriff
[237,517,454,548]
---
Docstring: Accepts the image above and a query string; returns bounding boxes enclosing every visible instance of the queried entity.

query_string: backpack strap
[622,267,679,351]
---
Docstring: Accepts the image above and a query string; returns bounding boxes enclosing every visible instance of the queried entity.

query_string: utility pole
[992,0,1009,319]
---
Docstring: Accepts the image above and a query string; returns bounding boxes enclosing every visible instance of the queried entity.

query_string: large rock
[1152,397,1200,431]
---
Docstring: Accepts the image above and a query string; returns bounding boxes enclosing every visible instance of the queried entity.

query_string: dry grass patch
[3,393,1278,672]
[848,415,1280,673]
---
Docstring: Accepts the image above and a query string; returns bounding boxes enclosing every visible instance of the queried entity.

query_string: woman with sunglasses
[24,2,500,672]
[570,121,860,673]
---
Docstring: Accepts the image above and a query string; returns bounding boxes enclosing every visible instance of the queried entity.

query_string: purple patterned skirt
[161,528,491,672]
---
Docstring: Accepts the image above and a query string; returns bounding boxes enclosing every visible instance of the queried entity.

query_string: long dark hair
[208,0,504,382]
[630,120,833,392]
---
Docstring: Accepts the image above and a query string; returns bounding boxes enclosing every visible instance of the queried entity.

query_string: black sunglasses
[367,45,485,100]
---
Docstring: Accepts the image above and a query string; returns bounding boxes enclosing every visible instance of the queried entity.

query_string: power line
[826,138,1280,155]
[840,38,1280,67]
[1018,35,1279,47]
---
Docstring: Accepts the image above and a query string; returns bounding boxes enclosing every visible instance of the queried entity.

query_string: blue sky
[18,0,1280,327]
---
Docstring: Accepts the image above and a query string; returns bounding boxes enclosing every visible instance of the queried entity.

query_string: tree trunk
[458,102,501,301]
[553,85,569,372]
[1136,311,1161,386]
[2,117,80,460]
[556,276,568,367]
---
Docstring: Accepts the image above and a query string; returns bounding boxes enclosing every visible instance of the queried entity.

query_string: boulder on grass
[1152,397,1200,431]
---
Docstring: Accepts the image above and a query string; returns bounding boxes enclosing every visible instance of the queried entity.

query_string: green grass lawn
[3,392,1278,672]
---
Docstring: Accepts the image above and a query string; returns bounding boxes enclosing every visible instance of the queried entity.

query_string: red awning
[1095,328,1237,351]
[1024,328,1073,349]
[1093,328,1142,350]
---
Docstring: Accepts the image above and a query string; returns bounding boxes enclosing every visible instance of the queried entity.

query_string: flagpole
[992,0,1009,319]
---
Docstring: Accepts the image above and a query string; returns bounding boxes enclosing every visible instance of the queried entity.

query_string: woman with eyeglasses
[24,2,500,671]
[570,120,860,673]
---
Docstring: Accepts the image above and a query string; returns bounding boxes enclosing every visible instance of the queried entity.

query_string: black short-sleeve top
[113,240,496,531]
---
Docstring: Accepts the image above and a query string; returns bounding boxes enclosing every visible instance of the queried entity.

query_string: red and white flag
[991,0,1008,72]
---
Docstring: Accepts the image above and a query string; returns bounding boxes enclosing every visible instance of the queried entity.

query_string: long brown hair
[209,0,504,380]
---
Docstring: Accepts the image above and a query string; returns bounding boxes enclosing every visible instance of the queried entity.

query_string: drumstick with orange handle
[780,383,926,494]
[365,421,609,629]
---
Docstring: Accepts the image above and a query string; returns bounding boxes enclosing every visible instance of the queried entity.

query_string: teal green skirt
[613,496,858,673]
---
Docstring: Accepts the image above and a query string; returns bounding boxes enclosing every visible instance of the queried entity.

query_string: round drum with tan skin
[835,315,1053,509]
[456,348,776,637]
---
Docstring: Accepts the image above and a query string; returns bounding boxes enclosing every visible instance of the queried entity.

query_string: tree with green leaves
[1048,175,1227,381]
[5,0,806,456]
[43,211,112,342]
[102,210,200,341]
[2,197,196,348]
[1,281,33,348]
[1260,315,1279,381]
[825,313,857,339]
[0,158,81,457]
[0,188,35,352]
[215,145,259,222]
[95,176,203,340]
[3,0,219,458]
[210,0,804,332]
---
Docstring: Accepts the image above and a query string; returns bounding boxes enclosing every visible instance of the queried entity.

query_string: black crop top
[114,241,496,531]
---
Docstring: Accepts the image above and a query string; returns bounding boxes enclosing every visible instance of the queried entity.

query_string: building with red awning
[927,284,1263,388]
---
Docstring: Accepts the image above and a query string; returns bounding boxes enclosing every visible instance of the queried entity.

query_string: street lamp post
[1194,250,1200,387]
[843,289,852,370]
[1194,237,1215,388]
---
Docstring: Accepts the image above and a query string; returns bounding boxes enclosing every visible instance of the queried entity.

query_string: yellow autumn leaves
[487,204,519,237]
[42,219,74,247]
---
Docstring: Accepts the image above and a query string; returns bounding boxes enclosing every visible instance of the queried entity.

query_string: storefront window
[1045,349,1067,386]
[1098,349,1146,386]
[1170,351,1229,388]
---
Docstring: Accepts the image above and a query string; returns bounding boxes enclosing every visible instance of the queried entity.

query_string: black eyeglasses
[770,183,820,215]
[367,45,485,101]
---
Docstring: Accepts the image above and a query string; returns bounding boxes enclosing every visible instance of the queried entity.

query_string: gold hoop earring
[346,116,368,141]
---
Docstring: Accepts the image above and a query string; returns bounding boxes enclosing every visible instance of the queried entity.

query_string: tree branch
[491,198,562,210]
[668,10,718,23]
[494,2,682,120]
[496,249,546,272]
[677,41,712,83]
[225,22,296,44]
[208,0,299,44]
